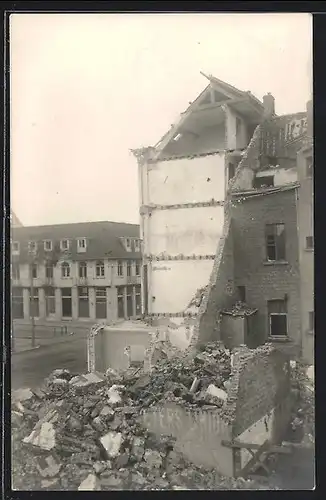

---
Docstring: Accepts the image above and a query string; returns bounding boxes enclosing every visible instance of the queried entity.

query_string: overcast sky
[10,13,312,227]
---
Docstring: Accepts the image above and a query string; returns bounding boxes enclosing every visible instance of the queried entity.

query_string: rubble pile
[12,346,272,491]
[289,363,315,446]
[126,341,232,409]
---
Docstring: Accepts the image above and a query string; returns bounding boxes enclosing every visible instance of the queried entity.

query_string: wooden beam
[222,440,292,454]
[237,440,270,478]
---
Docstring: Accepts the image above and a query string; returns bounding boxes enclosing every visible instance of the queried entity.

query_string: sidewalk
[11,329,87,354]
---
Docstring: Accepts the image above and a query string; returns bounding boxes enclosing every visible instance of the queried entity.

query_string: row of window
[12,285,142,320]
[12,260,141,280]
[11,237,142,255]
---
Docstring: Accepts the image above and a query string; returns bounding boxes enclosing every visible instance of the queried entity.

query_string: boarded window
[61,288,72,317]
[12,287,24,319]
[268,299,287,337]
[78,287,89,318]
[95,287,107,319]
[266,223,286,261]
[45,286,55,316]
[117,286,124,318]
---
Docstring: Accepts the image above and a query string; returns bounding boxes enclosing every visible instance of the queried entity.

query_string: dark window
[117,261,123,276]
[267,156,278,166]
[61,262,70,278]
[29,288,39,317]
[306,236,314,250]
[78,287,89,318]
[46,263,54,279]
[44,240,52,251]
[135,262,141,276]
[61,239,69,251]
[266,223,286,261]
[45,286,55,316]
[126,286,133,317]
[238,286,246,302]
[28,241,37,253]
[12,287,24,319]
[117,287,124,318]
[228,163,235,180]
[253,175,274,189]
[308,311,314,332]
[61,288,72,317]
[268,299,287,337]
[127,261,132,277]
[30,264,38,279]
[306,157,313,178]
[236,117,241,135]
[135,285,142,315]
[96,260,105,278]
[95,287,107,319]
[79,261,87,278]
[12,263,20,280]
[12,241,20,253]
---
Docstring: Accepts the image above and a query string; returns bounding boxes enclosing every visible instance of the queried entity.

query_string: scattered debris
[12,343,288,490]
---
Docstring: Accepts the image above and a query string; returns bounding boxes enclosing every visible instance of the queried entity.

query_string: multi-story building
[296,100,314,364]
[11,221,142,324]
[133,74,313,362]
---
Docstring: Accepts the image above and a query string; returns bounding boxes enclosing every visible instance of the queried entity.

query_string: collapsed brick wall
[196,210,236,346]
[226,346,291,439]
[139,402,234,476]
[231,189,301,351]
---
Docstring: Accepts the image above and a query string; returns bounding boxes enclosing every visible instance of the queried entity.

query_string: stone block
[100,431,123,459]
[23,422,56,451]
[78,473,101,491]
[206,384,228,401]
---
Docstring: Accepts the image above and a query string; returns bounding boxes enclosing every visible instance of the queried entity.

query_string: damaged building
[132,74,314,364]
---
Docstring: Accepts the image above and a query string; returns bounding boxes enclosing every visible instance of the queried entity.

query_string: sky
[10,13,312,227]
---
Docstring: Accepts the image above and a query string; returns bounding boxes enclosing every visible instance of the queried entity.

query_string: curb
[11,335,84,356]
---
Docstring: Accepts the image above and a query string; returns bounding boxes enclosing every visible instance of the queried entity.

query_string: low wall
[139,402,234,477]
[137,344,292,477]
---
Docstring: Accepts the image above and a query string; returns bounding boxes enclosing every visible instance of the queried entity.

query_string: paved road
[11,337,88,390]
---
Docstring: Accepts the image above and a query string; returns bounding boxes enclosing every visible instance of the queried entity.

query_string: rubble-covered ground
[12,342,313,491]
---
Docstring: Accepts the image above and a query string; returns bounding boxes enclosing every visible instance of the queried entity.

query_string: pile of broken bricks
[11,342,277,491]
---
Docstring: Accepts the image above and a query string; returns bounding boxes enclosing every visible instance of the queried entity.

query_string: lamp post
[28,247,37,348]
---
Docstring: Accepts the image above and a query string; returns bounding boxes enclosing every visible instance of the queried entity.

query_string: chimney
[306,99,313,138]
[263,93,275,119]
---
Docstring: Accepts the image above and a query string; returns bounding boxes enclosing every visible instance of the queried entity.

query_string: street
[11,337,87,390]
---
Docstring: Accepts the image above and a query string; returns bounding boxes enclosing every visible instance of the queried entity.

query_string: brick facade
[231,188,301,353]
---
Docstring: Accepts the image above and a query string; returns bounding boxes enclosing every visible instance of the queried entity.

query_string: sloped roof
[11,221,141,263]
[145,74,264,161]
[12,212,23,227]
